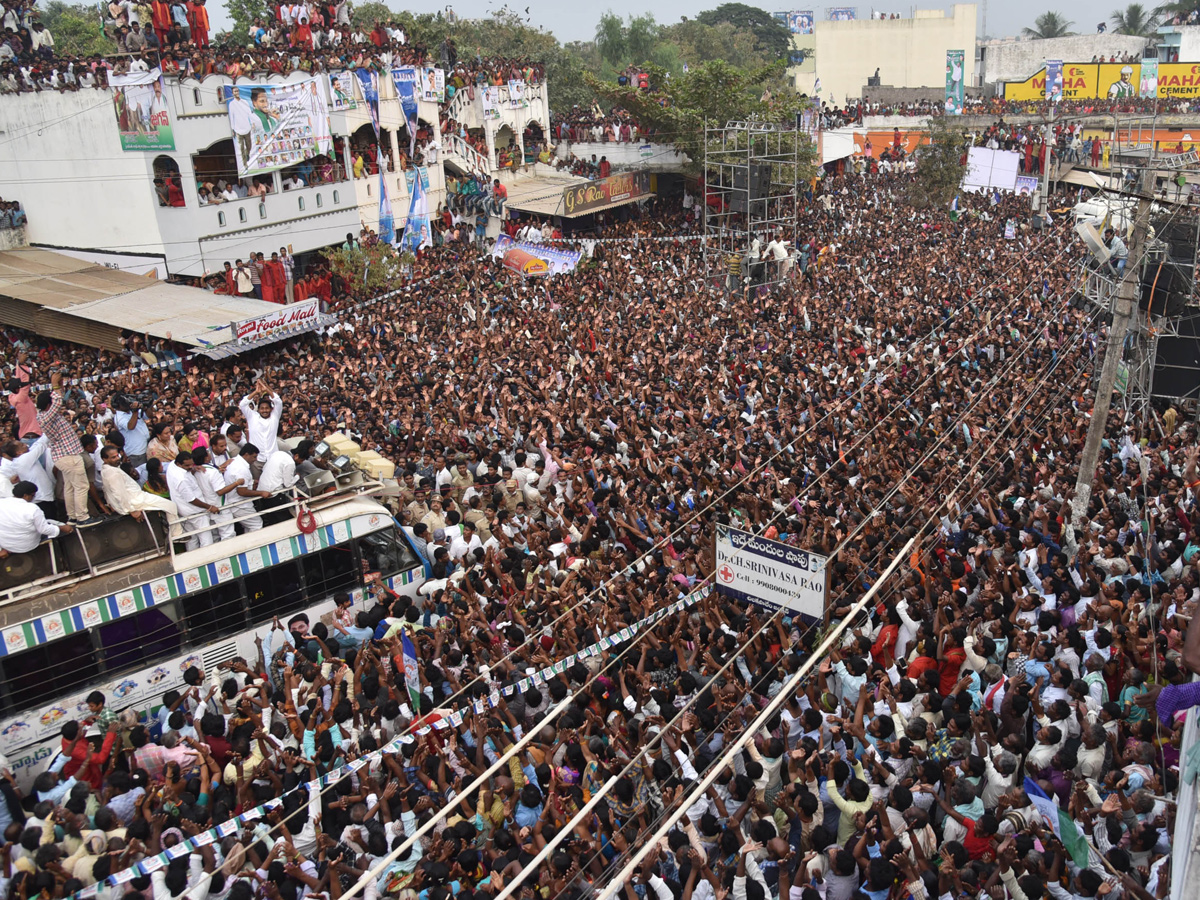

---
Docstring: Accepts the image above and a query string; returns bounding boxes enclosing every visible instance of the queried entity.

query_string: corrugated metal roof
[0,248,300,349]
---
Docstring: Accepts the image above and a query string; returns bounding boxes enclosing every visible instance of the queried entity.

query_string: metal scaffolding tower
[702,118,806,292]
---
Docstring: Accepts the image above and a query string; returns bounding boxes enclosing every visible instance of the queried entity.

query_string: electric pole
[1070,172,1153,530]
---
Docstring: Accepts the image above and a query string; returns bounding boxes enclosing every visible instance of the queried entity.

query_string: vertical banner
[945,50,964,115]
[482,86,502,120]
[111,68,174,150]
[391,68,419,157]
[508,79,528,108]
[223,78,332,177]
[420,66,445,103]
[401,172,432,254]
[1140,58,1159,98]
[327,71,359,110]
[354,68,379,135]
[1045,59,1063,103]
[377,148,394,245]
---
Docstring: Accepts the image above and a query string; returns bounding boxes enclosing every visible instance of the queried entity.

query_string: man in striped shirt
[35,370,93,523]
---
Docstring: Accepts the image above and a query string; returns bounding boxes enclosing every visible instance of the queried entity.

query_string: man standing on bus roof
[239,377,283,462]
[225,444,267,532]
[100,445,177,524]
[166,451,218,550]
[0,480,74,557]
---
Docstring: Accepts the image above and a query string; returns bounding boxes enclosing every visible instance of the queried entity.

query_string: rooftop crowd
[0,159,1198,900]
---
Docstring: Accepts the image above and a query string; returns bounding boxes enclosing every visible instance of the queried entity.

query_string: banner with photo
[420,66,445,103]
[483,86,502,120]
[327,71,358,110]
[355,68,380,134]
[223,78,333,177]
[1014,175,1040,195]
[787,10,814,33]
[404,166,430,194]
[1140,57,1158,98]
[945,49,964,115]
[492,235,582,275]
[827,7,856,20]
[400,172,432,254]
[1045,59,1063,102]
[508,79,529,108]
[112,68,174,151]
[377,148,394,245]
[391,68,420,156]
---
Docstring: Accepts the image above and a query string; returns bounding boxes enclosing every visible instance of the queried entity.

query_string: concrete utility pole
[1070,173,1153,530]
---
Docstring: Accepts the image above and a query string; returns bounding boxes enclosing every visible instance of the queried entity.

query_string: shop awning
[0,248,326,352]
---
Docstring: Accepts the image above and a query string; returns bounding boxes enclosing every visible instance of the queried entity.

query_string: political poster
[482,86,502,120]
[1140,57,1158,98]
[945,50,964,115]
[1015,175,1039,195]
[787,10,814,33]
[1045,59,1063,103]
[827,7,856,20]
[714,524,827,619]
[420,66,445,103]
[404,166,430,194]
[111,68,174,151]
[223,78,333,177]
[508,79,529,108]
[392,68,420,155]
[400,171,432,254]
[491,235,583,275]
[327,71,358,111]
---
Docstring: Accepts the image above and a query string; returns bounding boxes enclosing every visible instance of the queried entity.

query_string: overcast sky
[213,0,1112,55]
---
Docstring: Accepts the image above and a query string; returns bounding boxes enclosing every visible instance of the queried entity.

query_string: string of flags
[89,582,712,893]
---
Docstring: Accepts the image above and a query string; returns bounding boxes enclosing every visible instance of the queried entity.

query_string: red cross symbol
[718,565,735,583]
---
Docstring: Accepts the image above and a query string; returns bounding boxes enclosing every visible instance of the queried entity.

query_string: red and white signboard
[233,299,321,344]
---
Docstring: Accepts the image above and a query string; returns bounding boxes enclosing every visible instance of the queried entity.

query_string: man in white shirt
[1,436,56,514]
[166,453,217,550]
[100,446,176,524]
[192,446,241,542]
[225,444,267,532]
[239,379,283,464]
[0,481,73,555]
[447,520,483,561]
[258,446,301,525]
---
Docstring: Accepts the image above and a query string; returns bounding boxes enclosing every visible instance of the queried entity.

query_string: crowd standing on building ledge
[0,156,1196,900]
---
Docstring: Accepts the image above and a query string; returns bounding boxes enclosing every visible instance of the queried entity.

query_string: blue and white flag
[377,147,394,245]
[392,68,420,157]
[400,629,421,710]
[355,68,379,135]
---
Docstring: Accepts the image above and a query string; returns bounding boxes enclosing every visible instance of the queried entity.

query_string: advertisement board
[234,298,321,344]
[562,171,652,216]
[714,524,827,618]
[1004,61,1200,101]
[787,10,814,32]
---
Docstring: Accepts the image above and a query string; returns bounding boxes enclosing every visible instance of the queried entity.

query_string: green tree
[908,117,968,210]
[1109,3,1158,34]
[625,13,660,65]
[1021,11,1075,37]
[352,0,396,28]
[595,10,626,66]
[220,0,270,45]
[662,19,773,71]
[327,243,409,297]
[587,59,815,176]
[37,1,114,55]
[695,3,790,58]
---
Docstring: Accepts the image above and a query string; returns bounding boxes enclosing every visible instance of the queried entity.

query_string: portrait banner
[421,67,445,103]
[111,68,174,151]
[945,50,964,115]
[223,78,333,177]
[1045,59,1063,103]
[1140,58,1158,98]
[327,71,358,111]
[482,86,502,120]
[787,10,814,33]
[508,79,528,108]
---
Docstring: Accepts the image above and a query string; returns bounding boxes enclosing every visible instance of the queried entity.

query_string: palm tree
[1021,11,1075,37]
[1111,3,1159,34]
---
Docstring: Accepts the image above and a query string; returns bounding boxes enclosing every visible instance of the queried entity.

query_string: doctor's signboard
[1004,61,1200,101]
[714,525,827,619]
[562,171,652,216]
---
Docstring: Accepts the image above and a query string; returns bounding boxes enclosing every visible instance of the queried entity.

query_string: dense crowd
[849,96,1200,119]
[0,163,1198,900]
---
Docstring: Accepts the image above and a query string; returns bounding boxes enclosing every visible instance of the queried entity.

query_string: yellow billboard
[1003,62,1200,100]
